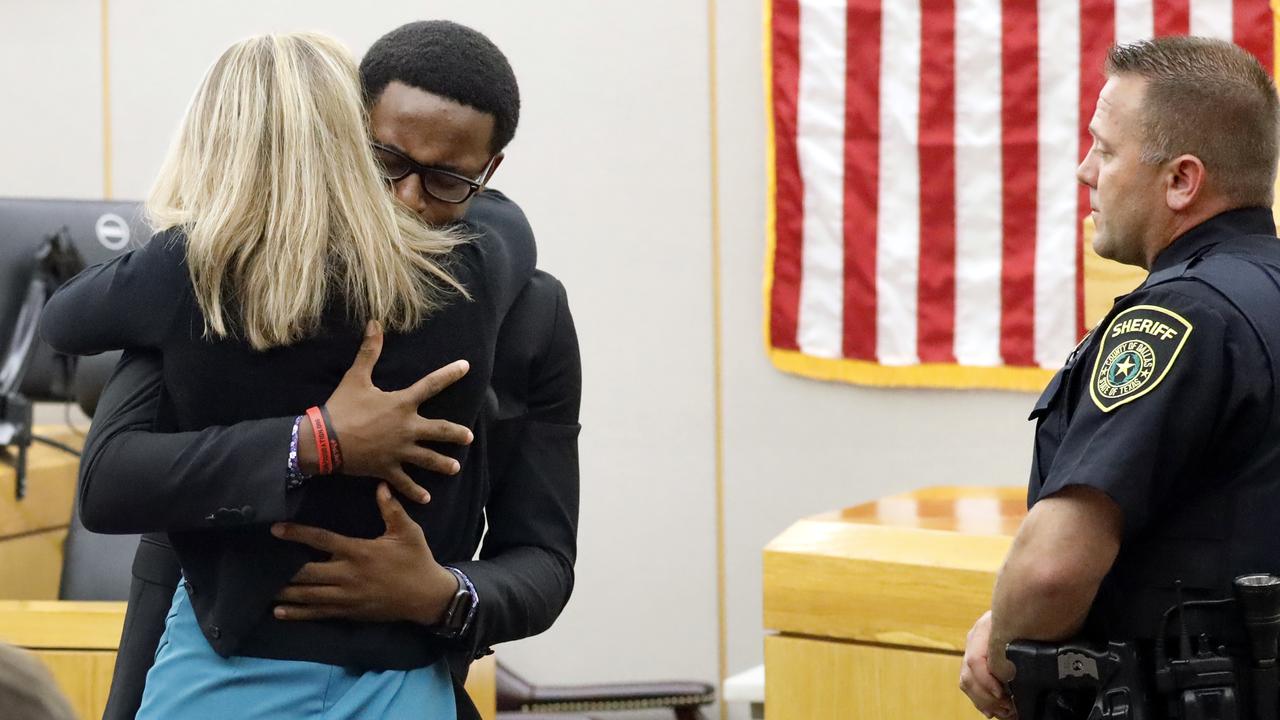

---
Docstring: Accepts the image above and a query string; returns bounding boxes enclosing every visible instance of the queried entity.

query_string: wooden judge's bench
[764,486,1026,719]
[0,429,496,720]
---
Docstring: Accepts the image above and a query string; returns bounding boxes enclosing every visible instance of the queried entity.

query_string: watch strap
[434,566,478,639]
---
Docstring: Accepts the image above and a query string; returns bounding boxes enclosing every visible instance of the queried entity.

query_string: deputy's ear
[1166,154,1206,212]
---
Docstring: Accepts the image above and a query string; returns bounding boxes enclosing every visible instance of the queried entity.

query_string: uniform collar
[1149,206,1276,273]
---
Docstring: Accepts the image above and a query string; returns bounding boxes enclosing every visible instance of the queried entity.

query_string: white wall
[9,0,1045,709]
[0,1,103,198]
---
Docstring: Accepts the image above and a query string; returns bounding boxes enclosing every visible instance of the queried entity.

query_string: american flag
[765,0,1276,390]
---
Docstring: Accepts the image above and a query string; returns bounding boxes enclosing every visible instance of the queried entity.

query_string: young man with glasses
[372,143,500,207]
[89,21,580,720]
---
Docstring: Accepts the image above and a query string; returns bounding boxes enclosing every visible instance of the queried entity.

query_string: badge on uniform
[1089,304,1192,412]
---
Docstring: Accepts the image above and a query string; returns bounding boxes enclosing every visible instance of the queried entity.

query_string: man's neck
[1145,198,1235,267]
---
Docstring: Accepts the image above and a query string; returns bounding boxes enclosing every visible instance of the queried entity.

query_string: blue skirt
[136,584,456,720]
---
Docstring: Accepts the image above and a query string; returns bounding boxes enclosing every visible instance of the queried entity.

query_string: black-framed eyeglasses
[372,143,497,205]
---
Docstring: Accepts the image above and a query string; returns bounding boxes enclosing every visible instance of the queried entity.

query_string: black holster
[1006,640,1150,720]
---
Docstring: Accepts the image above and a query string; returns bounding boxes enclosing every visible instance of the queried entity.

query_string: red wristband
[305,406,333,475]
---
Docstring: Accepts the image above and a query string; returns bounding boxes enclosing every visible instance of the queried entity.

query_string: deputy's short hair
[1106,36,1280,208]
[360,20,520,154]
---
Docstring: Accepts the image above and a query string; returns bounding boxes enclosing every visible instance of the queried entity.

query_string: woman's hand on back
[297,320,473,503]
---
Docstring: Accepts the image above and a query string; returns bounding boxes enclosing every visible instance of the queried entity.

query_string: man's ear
[1166,154,1207,212]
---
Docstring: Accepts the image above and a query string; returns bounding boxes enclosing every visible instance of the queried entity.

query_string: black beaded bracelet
[318,405,344,472]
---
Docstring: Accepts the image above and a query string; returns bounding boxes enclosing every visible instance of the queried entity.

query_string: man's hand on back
[297,320,474,503]
[276,322,476,626]
[271,482,458,626]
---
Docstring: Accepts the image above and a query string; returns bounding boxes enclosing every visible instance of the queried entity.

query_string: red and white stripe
[953,0,1003,367]
[794,0,848,358]
[1036,0,1081,368]
[769,0,1275,376]
[876,0,922,365]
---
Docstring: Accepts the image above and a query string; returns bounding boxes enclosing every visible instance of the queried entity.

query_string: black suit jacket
[84,276,579,715]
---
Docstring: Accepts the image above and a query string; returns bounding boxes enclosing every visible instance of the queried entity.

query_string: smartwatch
[433,567,476,639]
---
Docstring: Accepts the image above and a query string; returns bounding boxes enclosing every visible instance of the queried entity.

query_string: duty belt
[1005,574,1280,720]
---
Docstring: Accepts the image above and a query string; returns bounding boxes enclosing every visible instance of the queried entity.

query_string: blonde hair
[147,32,467,350]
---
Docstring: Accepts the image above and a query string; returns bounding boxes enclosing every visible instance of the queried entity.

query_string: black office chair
[59,350,137,603]
[496,661,714,720]
[58,506,136,602]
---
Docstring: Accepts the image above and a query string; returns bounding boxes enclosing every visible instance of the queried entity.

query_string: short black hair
[360,20,520,154]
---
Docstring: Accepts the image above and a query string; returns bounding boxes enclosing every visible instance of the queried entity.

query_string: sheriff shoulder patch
[1089,304,1193,413]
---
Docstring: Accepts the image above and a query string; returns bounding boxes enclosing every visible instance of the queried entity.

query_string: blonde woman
[40,33,533,719]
